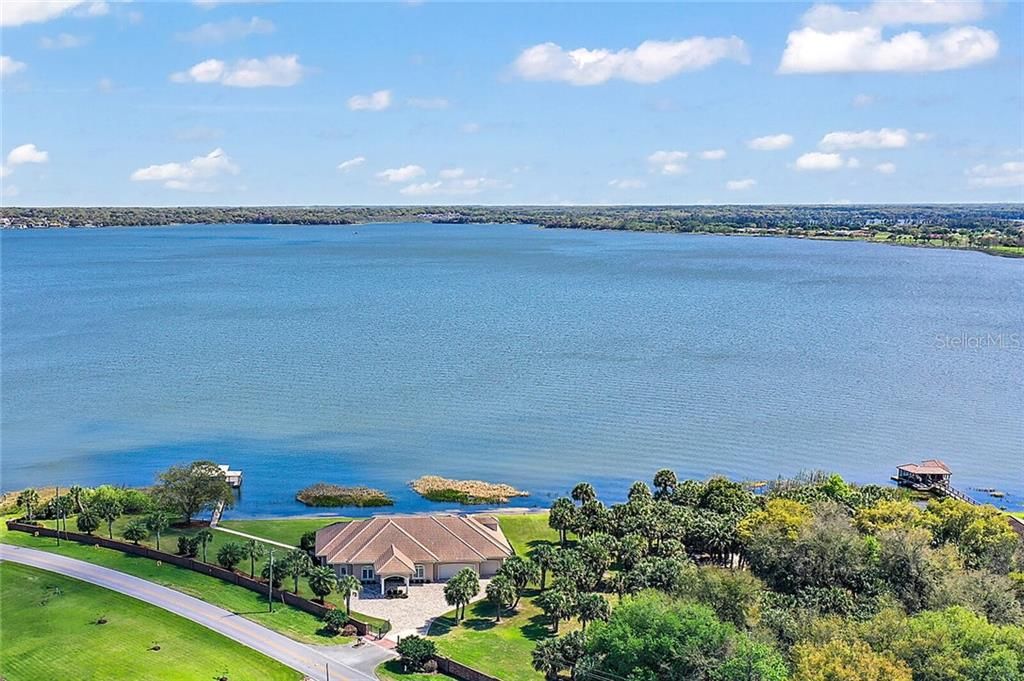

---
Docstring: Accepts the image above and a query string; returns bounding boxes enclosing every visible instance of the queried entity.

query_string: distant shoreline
[2,204,1022,258]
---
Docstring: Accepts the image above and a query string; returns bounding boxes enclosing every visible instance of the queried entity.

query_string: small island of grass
[295,483,394,508]
[410,475,529,505]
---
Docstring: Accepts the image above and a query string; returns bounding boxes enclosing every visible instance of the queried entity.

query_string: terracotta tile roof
[316,514,513,569]
[898,459,951,475]
[375,544,416,576]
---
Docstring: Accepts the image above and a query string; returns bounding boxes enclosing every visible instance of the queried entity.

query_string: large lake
[2,223,1021,516]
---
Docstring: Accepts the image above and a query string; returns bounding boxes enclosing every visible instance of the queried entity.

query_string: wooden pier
[217,464,243,488]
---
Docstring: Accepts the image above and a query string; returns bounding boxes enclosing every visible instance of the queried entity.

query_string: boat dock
[217,464,243,488]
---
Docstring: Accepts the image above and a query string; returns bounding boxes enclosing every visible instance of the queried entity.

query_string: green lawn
[424,513,571,681]
[496,513,561,557]
[375,659,458,681]
[220,516,351,547]
[1,519,351,645]
[0,561,300,681]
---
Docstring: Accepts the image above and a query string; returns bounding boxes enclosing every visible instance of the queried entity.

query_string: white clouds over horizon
[795,152,845,171]
[748,134,794,151]
[967,161,1024,188]
[647,150,689,175]
[700,149,727,160]
[819,128,912,150]
[0,56,28,79]
[130,148,239,191]
[348,90,392,111]
[512,36,749,85]
[176,17,275,44]
[337,156,366,172]
[377,165,425,183]
[726,178,757,191]
[40,33,89,49]
[779,1,998,73]
[7,144,49,166]
[171,55,305,87]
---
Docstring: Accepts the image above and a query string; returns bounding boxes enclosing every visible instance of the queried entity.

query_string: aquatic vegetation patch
[410,476,529,505]
[295,484,394,508]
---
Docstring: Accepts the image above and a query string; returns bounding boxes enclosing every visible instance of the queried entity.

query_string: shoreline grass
[296,483,394,508]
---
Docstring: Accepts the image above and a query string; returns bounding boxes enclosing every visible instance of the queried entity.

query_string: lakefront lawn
[0,561,300,681]
[219,515,351,547]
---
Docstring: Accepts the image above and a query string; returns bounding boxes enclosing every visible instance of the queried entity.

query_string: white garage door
[480,561,502,577]
[437,563,476,580]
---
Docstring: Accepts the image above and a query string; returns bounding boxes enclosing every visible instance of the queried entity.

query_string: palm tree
[285,549,312,594]
[335,573,361,615]
[242,538,265,578]
[195,528,214,563]
[307,565,336,604]
[486,573,516,622]
[16,488,39,521]
[531,638,565,681]
[69,485,85,513]
[145,510,171,551]
[94,497,122,539]
[532,544,557,591]
[443,568,479,622]
[575,592,609,632]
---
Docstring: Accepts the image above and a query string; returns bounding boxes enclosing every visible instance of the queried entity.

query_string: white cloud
[176,16,274,44]
[0,56,27,79]
[647,150,688,175]
[795,152,845,171]
[399,181,443,196]
[347,90,392,111]
[0,165,11,178]
[337,156,366,172]
[130,148,239,191]
[846,157,861,168]
[726,178,757,190]
[608,178,647,189]
[852,93,875,107]
[512,36,749,86]
[192,0,267,8]
[699,149,727,161]
[1,1,85,26]
[400,176,499,196]
[171,55,304,87]
[819,128,912,150]
[780,2,998,74]
[439,168,465,179]
[7,144,49,165]
[875,162,897,174]
[461,122,481,134]
[407,97,450,110]
[747,133,794,151]
[376,165,425,183]
[97,77,114,93]
[800,1,987,32]
[40,33,88,49]
[966,161,1024,188]
[780,26,998,73]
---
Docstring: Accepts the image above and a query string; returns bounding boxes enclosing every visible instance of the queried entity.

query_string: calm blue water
[2,223,1022,516]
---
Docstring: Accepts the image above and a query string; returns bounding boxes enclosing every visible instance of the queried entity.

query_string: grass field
[220,516,351,547]
[1,519,357,645]
[425,513,569,681]
[0,561,300,681]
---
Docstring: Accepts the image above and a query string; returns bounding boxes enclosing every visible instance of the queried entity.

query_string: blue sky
[1,0,1022,206]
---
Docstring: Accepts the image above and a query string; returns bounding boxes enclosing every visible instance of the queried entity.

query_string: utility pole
[268,548,275,613]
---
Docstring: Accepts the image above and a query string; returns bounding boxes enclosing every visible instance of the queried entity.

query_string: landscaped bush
[299,530,317,554]
[321,609,348,636]
[295,483,394,508]
[216,542,245,571]
[396,635,436,672]
[177,535,199,557]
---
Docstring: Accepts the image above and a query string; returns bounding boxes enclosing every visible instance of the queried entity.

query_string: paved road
[0,544,394,681]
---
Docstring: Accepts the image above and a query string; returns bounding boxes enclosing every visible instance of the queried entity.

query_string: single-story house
[314,514,514,593]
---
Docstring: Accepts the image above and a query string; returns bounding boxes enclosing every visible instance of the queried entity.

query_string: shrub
[396,635,436,671]
[216,542,245,570]
[122,519,149,545]
[76,510,101,535]
[321,609,348,636]
[342,624,357,637]
[299,530,317,554]
[120,489,154,514]
[177,535,199,557]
